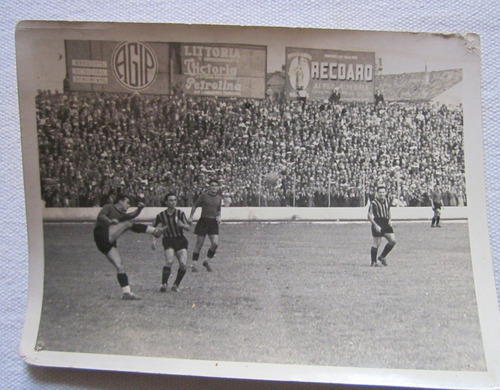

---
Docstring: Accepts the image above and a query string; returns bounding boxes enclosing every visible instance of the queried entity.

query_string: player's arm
[188,195,203,223]
[215,198,222,225]
[151,215,161,250]
[367,203,381,233]
[97,205,119,225]
[126,202,145,219]
[177,212,191,231]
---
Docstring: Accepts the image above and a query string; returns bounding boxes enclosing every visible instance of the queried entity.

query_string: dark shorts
[371,219,394,237]
[194,217,219,236]
[433,202,442,210]
[162,236,188,252]
[94,225,116,255]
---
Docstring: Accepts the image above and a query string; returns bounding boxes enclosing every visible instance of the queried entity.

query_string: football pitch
[37,220,486,371]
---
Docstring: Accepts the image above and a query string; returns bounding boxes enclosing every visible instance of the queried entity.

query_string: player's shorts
[93,225,117,255]
[371,218,394,237]
[194,217,219,236]
[162,236,188,252]
[433,202,442,210]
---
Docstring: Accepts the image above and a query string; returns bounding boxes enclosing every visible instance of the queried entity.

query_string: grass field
[37,221,486,372]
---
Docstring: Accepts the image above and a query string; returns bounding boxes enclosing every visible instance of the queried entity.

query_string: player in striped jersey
[368,186,397,267]
[152,193,190,292]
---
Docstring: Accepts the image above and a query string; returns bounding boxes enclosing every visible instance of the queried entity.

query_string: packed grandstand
[36,71,466,208]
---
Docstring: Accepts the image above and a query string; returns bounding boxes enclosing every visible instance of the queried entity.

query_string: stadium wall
[42,206,468,223]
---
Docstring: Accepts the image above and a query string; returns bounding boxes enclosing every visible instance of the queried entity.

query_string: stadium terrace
[36,90,466,209]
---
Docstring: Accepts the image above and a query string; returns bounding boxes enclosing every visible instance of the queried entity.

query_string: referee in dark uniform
[188,179,223,272]
[430,184,443,227]
[368,185,397,266]
[152,193,190,292]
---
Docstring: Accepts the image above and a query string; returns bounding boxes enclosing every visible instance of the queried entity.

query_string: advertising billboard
[173,43,267,98]
[285,47,375,102]
[65,40,170,94]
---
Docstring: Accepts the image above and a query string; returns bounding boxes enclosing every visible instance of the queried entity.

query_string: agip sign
[286,47,375,102]
[65,40,169,94]
[111,41,158,91]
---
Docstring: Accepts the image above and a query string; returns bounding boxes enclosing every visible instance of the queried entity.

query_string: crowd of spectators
[36,89,466,208]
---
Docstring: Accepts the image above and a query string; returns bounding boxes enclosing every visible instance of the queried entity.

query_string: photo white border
[16,21,500,389]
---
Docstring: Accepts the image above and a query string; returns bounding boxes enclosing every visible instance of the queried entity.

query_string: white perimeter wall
[43,206,468,223]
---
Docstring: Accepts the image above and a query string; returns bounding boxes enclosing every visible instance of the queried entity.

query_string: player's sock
[380,242,395,258]
[191,253,200,271]
[117,273,130,293]
[162,266,171,285]
[431,217,435,226]
[173,268,187,287]
[130,223,148,233]
[436,217,440,225]
[371,247,378,264]
[207,248,216,258]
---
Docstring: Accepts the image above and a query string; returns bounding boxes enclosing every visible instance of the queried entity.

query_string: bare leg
[378,233,396,265]
[371,237,381,266]
[106,247,140,299]
[172,249,188,291]
[191,235,206,272]
[109,221,160,243]
[108,220,133,243]
[160,248,175,292]
[193,235,206,254]
[203,234,219,271]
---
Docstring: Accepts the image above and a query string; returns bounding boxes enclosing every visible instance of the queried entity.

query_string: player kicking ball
[368,186,397,267]
[93,194,162,300]
[152,193,191,292]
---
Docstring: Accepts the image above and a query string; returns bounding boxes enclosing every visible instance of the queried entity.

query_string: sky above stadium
[27,24,476,91]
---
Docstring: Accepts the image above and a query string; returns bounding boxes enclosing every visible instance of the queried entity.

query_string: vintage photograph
[16,21,500,388]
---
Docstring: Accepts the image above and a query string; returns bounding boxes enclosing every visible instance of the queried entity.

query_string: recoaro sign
[285,47,376,102]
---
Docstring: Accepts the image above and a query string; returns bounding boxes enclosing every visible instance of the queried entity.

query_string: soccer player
[93,194,162,300]
[152,193,190,292]
[430,184,444,227]
[188,179,223,272]
[368,186,397,267]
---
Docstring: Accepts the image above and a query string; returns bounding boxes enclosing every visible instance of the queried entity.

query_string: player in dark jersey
[430,184,443,227]
[93,194,162,300]
[152,193,190,292]
[368,186,397,267]
[188,179,223,272]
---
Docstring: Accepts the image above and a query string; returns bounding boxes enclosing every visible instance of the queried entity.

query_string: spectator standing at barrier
[188,179,223,272]
[368,185,397,267]
[152,193,190,293]
[329,87,341,104]
[430,184,444,227]
[93,194,162,300]
[374,90,384,106]
[297,86,308,110]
